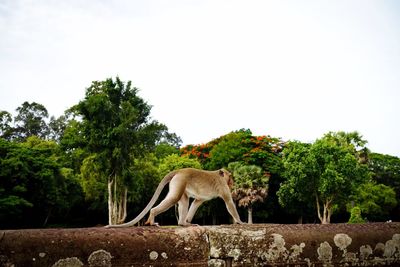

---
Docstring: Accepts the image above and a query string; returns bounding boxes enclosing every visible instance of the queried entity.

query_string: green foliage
[368,153,400,221]
[242,135,284,174]
[65,78,181,224]
[228,162,269,223]
[228,162,269,206]
[80,154,108,202]
[0,195,33,213]
[277,141,313,205]
[2,83,400,227]
[278,132,370,224]
[158,154,202,178]
[324,131,368,150]
[0,111,13,140]
[348,206,365,224]
[349,182,397,221]
[14,101,50,141]
[228,162,268,189]
[0,137,83,228]
[59,167,84,209]
[184,129,284,174]
[129,154,160,204]
[207,130,252,170]
[369,153,400,187]
[48,114,70,142]
[72,77,168,179]
[0,139,34,220]
[154,143,179,160]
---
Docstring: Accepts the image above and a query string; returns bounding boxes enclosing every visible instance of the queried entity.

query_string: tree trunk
[247,206,253,224]
[108,179,113,225]
[316,194,323,223]
[117,187,128,224]
[298,215,303,224]
[43,208,52,227]
[108,176,128,225]
[212,214,217,225]
[315,194,332,224]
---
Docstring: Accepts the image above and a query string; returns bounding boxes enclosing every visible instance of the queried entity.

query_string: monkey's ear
[219,169,224,177]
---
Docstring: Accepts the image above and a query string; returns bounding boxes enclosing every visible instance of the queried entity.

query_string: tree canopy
[278,132,370,224]
[0,137,82,228]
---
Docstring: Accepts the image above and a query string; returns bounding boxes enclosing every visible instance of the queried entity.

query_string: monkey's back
[178,168,221,200]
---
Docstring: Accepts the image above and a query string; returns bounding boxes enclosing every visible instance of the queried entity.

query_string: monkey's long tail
[106,171,177,228]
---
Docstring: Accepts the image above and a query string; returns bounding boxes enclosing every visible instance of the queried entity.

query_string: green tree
[0,111,13,140]
[368,153,400,221]
[348,206,365,224]
[278,132,369,224]
[59,115,87,173]
[0,139,33,226]
[158,154,202,177]
[276,141,315,223]
[323,131,369,163]
[0,137,83,228]
[207,129,252,170]
[48,113,71,142]
[242,135,284,174]
[228,162,269,224]
[13,101,50,141]
[182,129,283,173]
[71,77,172,225]
[349,182,397,221]
[154,142,180,160]
[21,136,84,226]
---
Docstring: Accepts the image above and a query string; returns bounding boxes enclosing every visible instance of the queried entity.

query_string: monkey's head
[219,169,234,189]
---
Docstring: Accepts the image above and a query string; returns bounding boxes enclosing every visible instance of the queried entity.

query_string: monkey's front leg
[223,195,244,224]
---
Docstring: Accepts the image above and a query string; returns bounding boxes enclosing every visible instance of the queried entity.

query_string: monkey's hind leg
[185,199,205,224]
[177,193,190,226]
[145,176,186,226]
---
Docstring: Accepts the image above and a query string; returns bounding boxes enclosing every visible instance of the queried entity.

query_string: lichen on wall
[52,257,84,267]
[88,249,112,267]
[334,233,352,255]
[207,225,400,266]
[317,241,333,264]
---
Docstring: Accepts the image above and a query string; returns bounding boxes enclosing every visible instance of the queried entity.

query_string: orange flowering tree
[242,135,285,175]
[181,129,284,174]
[180,143,213,166]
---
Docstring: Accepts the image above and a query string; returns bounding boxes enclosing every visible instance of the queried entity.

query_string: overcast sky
[1,0,399,157]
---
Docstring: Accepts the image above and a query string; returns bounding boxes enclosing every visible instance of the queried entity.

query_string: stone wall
[0,223,399,266]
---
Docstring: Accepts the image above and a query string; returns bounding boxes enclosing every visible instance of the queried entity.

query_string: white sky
[0,0,399,157]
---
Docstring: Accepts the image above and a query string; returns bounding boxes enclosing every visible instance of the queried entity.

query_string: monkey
[107,168,243,227]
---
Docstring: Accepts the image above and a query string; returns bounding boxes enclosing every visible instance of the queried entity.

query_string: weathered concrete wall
[0,223,399,266]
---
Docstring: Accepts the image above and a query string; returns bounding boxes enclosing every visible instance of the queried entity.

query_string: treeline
[181,130,400,224]
[1,77,399,229]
